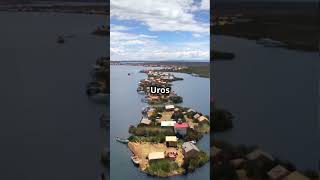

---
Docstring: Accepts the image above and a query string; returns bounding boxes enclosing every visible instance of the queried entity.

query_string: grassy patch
[183,151,209,171]
[146,159,180,177]
[129,126,175,136]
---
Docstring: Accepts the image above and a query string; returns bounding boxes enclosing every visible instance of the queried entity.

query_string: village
[117,69,210,177]
[137,71,184,105]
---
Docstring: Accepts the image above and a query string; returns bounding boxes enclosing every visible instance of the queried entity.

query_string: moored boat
[116,137,129,144]
[131,155,141,165]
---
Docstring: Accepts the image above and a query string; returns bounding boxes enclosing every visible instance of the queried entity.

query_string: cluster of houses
[141,104,209,135]
[129,65,210,175]
[137,64,187,70]
[212,147,311,180]
[140,104,210,162]
[137,71,183,104]
[147,141,201,162]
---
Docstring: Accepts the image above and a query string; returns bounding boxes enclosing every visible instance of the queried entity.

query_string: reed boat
[116,137,129,144]
[131,155,141,165]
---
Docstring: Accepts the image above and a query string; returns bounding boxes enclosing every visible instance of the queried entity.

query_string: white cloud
[110,25,130,31]
[110,0,209,61]
[200,0,210,10]
[110,0,209,33]
[111,30,209,61]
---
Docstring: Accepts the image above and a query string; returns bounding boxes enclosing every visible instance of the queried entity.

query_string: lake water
[0,12,108,180]
[213,35,319,170]
[110,65,210,180]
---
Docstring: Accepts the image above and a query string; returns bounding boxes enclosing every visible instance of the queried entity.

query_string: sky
[110,0,210,61]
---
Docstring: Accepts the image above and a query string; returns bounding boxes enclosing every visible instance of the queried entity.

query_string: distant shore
[111,62,210,78]
[212,2,319,52]
[0,3,108,15]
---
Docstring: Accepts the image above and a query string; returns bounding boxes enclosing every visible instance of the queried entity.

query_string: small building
[148,152,165,161]
[267,165,289,180]
[246,149,274,161]
[198,116,209,124]
[174,122,188,136]
[182,142,199,158]
[193,113,201,119]
[165,136,177,147]
[283,171,310,180]
[140,118,152,125]
[174,108,180,112]
[165,104,175,111]
[161,121,176,127]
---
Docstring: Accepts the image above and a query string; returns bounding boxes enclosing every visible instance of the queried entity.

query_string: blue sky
[110,0,210,61]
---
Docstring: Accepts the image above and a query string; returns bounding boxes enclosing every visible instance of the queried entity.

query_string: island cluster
[118,69,210,177]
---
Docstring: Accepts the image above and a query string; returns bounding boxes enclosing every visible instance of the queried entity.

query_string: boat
[116,137,129,144]
[189,140,196,144]
[131,155,141,165]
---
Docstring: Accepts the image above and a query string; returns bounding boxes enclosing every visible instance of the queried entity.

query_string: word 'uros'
[148,86,171,94]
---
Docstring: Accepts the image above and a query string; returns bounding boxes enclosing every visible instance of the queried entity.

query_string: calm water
[110,65,210,180]
[0,12,107,180]
[214,35,319,170]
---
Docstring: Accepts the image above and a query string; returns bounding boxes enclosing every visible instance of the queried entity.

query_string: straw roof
[148,152,165,160]
[165,136,177,142]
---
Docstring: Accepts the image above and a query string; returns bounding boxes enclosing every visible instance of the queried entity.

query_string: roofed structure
[140,118,152,125]
[161,121,176,127]
[148,152,165,161]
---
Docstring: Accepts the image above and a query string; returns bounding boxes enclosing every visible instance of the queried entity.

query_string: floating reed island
[127,104,210,177]
[117,67,210,177]
[137,70,183,105]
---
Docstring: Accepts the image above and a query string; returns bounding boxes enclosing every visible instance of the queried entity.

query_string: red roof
[174,123,188,128]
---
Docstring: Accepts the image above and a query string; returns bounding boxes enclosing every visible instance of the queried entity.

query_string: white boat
[116,137,129,144]
[131,155,141,165]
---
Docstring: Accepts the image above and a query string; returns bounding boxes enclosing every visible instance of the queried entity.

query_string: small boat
[128,73,131,76]
[116,137,129,144]
[131,155,141,165]
[189,140,196,144]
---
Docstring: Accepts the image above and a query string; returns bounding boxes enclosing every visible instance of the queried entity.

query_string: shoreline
[0,4,108,15]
